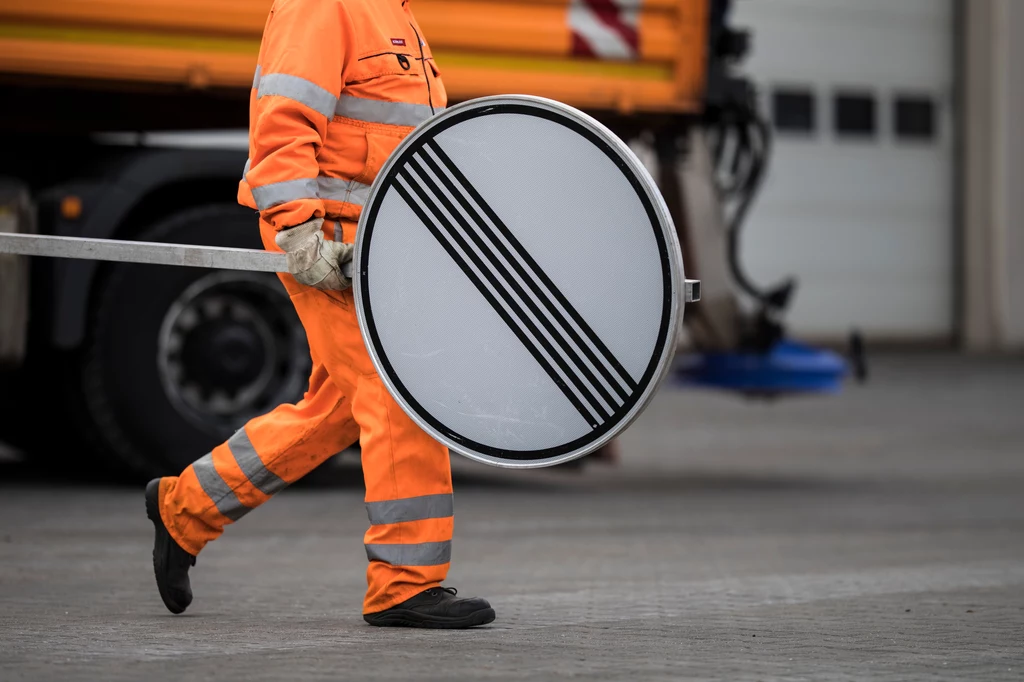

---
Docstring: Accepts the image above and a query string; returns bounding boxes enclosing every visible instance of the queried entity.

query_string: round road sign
[354,95,685,468]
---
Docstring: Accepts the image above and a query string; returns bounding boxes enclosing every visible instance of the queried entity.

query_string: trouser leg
[354,373,453,614]
[262,219,457,614]
[158,360,358,556]
[160,217,456,613]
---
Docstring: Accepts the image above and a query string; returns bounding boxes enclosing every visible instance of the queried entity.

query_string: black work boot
[144,478,196,615]
[363,587,495,629]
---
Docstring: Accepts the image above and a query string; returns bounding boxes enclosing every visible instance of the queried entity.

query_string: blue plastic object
[672,339,849,395]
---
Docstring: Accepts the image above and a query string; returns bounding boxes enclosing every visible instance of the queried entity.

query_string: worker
[143,0,495,629]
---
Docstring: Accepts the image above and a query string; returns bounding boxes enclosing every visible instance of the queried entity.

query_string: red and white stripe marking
[569,0,641,60]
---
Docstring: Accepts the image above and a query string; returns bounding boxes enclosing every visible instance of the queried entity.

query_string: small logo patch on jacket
[391,38,407,46]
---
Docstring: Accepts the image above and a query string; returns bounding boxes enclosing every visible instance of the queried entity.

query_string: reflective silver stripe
[227,429,287,497]
[317,176,371,206]
[335,95,441,127]
[366,493,454,526]
[241,158,251,181]
[252,65,262,89]
[250,176,367,209]
[192,453,250,522]
[365,541,452,566]
[250,178,319,210]
[257,73,337,119]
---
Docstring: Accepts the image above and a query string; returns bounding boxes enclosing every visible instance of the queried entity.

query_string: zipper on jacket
[358,51,412,70]
[408,22,434,114]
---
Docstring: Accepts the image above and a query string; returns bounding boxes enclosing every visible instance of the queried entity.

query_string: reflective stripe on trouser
[157,217,453,614]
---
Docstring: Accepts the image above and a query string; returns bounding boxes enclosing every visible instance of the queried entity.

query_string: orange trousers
[157,219,453,614]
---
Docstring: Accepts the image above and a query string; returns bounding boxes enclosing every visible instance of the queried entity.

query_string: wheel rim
[157,272,310,437]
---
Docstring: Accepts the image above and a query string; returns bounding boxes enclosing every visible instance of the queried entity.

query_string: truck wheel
[80,204,311,478]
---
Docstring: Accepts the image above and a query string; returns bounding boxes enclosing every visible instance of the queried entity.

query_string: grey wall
[963,0,1024,350]
[1002,2,1024,345]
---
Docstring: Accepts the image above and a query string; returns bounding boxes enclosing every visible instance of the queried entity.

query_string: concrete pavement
[1,353,1023,681]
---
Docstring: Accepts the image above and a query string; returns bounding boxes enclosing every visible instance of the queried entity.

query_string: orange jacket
[238,0,447,230]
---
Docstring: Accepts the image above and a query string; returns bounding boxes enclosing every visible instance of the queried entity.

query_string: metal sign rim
[354,94,684,469]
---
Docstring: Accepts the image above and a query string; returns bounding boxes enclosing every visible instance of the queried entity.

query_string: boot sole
[364,606,496,629]
[145,479,189,615]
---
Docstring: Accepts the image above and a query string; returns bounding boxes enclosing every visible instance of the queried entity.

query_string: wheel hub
[158,272,310,436]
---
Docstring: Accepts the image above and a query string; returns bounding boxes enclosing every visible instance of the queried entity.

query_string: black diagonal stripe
[406,155,621,414]
[415,149,630,405]
[393,179,601,428]
[425,140,638,394]
[399,171,611,423]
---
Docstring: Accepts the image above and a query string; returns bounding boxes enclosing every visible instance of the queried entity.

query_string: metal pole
[0,231,695,300]
[0,232,289,273]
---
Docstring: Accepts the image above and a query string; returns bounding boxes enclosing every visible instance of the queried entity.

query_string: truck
[0,0,776,478]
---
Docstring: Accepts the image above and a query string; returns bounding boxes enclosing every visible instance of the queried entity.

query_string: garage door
[731,0,955,341]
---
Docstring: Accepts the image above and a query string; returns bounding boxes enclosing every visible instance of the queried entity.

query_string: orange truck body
[0,0,710,115]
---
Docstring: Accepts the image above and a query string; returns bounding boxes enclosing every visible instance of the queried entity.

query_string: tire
[79,204,311,479]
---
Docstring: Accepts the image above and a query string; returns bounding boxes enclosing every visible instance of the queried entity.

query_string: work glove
[274,217,353,291]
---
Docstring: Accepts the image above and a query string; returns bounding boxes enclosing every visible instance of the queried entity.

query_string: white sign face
[355,96,684,468]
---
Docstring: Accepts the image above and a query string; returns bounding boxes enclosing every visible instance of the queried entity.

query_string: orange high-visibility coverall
[156,0,452,614]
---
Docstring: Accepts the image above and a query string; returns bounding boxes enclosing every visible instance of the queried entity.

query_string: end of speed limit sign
[354,95,693,468]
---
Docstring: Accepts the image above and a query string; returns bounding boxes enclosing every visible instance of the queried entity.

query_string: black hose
[712,104,795,312]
